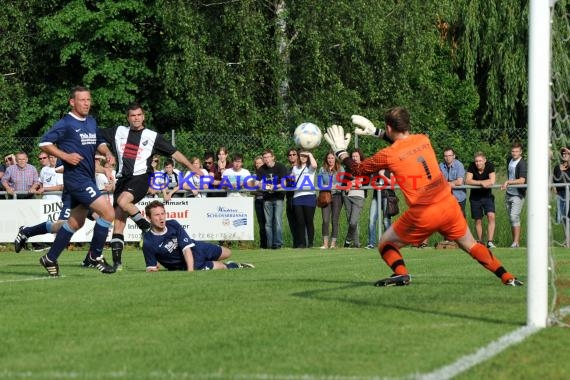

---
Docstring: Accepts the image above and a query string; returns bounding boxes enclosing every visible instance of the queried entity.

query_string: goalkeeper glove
[324,125,351,159]
[352,115,385,139]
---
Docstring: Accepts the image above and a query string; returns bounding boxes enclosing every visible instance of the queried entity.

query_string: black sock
[111,234,124,265]
[130,212,151,232]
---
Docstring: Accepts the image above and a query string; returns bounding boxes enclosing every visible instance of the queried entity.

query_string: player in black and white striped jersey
[96,103,195,270]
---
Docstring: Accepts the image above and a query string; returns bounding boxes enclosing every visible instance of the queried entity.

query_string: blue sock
[88,218,112,258]
[23,222,49,238]
[46,223,75,262]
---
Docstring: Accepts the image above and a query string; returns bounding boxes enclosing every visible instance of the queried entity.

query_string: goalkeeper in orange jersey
[324,107,523,287]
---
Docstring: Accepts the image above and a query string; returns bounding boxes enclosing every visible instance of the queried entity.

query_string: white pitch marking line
[413,307,570,380]
[0,276,63,284]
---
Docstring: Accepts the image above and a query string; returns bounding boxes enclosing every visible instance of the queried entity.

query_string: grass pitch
[0,246,568,380]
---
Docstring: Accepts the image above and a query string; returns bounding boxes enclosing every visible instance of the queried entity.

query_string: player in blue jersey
[142,200,254,271]
[36,86,116,276]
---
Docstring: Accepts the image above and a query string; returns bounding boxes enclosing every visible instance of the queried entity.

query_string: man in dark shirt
[36,86,116,276]
[256,149,289,249]
[465,152,497,248]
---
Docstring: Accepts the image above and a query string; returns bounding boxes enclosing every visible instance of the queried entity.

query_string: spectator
[466,151,497,248]
[209,146,231,198]
[147,154,162,198]
[181,156,209,198]
[500,142,527,248]
[0,160,6,191]
[221,153,255,197]
[553,147,570,233]
[162,159,182,199]
[253,156,268,248]
[439,147,467,216]
[292,150,318,248]
[142,200,254,271]
[4,154,15,168]
[319,151,344,249]
[203,151,216,177]
[31,154,63,200]
[2,154,16,192]
[2,151,40,199]
[366,169,396,249]
[256,149,288,249]
[343,149,366,248]
[94,156,116,193]
[285,148,299,247]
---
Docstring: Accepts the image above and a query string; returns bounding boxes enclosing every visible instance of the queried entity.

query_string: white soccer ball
[293,122,322,150]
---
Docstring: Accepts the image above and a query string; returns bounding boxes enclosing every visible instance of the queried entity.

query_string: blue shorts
[65,177,104,209]
[470,195,495,220]
[192,241,222,270]
[58,189,72,220]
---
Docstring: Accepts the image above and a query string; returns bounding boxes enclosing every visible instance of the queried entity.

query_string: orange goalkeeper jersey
[347,134,449,206]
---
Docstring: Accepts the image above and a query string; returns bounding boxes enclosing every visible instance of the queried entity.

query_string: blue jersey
[39,112,106,188]
[142,220,221,270]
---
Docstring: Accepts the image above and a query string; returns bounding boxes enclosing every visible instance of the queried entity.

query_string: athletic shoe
[374,274,411,287]
[86,254,116,274]
[114,263,123,271]
[487,241,496,249]
[505,278,524,287]
[344,241,352,248]
[80,258,95,268]
[14,226,28,253]
[365,244,375,249]
[510,242,520,248]
[39,255,59,277]
[227,261,255,269]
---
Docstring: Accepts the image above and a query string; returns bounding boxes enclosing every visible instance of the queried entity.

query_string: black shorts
[470,195,495,220]
[113,174,151,207]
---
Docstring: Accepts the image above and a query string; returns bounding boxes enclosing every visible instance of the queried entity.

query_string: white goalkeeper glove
[324,125,351,159]
[352,115,385,138]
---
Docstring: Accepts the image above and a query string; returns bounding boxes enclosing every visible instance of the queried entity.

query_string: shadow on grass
[287,277,523,327]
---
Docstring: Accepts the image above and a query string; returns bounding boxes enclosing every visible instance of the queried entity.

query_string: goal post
[527,0,552,328]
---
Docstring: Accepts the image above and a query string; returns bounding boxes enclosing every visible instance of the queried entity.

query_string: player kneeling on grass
[142,200,254,272]
[323,107,523,287]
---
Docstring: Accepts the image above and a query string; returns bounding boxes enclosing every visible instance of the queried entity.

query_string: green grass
[1,246,569,380]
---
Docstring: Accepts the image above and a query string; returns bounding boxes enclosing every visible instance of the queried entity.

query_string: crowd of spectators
[15,136,570,250]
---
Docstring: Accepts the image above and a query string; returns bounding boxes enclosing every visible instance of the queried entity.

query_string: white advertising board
[0,197,254,243]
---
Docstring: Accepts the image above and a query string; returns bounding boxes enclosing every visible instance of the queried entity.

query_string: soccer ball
[293,122,322,150]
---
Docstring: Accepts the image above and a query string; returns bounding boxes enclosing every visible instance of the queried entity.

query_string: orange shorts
[392,194,468,245]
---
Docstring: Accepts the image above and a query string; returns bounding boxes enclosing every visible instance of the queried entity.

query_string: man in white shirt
[221,153,256,197]
[30,154,63,201]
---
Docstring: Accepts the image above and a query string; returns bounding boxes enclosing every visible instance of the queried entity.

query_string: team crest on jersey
[164,238,178,253]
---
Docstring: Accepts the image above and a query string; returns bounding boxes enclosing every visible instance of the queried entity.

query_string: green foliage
[0,0,553,165]
[27,0,155,131]
[453,0,529,136]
